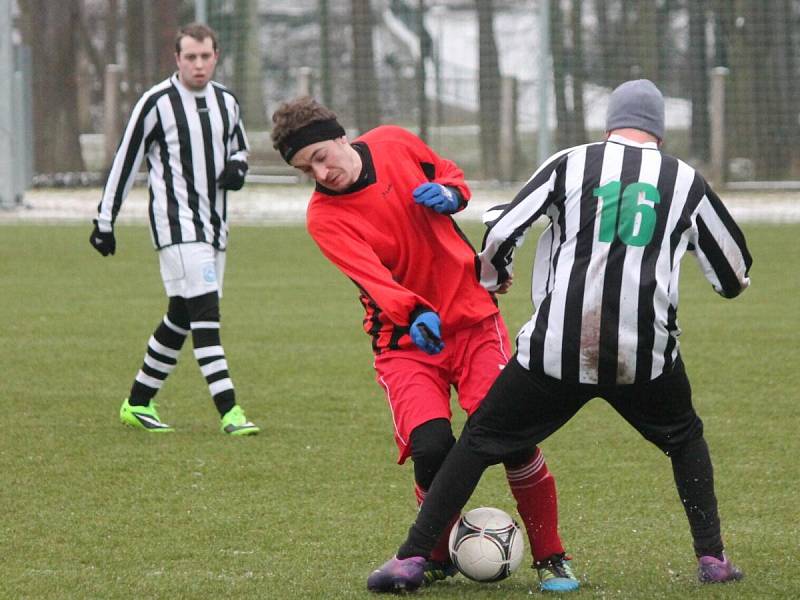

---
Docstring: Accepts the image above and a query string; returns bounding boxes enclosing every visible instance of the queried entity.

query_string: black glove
[90,219,116,256]
[218,160,248,191]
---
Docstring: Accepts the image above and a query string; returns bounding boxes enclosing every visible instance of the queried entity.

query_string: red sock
[415,483,459,563]
[505,448,565,562]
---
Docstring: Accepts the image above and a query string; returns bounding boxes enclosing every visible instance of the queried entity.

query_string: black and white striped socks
[128,314,188,405]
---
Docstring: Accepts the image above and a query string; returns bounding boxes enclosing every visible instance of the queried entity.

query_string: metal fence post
[104,64,123,169]
[13,58,26,199]
[537,0,552,166]
[500,75,519,182]
[18,45,33,188]
[0,0,18,208]
[296,66,313,97]
[709,66,729,186]
[195,0,207,23]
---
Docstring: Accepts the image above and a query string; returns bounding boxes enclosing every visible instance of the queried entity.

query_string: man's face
[175,36,218,90]
[290,138,359,192]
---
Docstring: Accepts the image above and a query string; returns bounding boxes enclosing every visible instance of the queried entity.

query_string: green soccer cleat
[220,405,260,436]
[535,553,580,592]
[120,398,174,432]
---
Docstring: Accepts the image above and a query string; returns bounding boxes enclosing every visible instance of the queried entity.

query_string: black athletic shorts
[463,353,704,462]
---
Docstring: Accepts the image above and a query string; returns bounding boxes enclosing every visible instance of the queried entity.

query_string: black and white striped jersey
[479,135,753,385]
[96,73,248,250]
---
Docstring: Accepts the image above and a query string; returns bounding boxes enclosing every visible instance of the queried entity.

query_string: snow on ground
[1,184,798,226]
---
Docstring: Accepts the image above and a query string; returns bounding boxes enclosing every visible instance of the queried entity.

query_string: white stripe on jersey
[577,143,625,383]
[614,149,662,383]
[539,146,588,379]
[650,160,693,378]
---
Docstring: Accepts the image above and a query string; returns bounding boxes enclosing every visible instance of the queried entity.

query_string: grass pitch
[1,221,798,599]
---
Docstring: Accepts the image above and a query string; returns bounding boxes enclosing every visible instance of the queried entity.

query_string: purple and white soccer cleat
[367,555,427,593]
[697,553,744,583]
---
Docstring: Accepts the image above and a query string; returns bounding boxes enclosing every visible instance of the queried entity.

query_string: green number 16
[593,180,661,247]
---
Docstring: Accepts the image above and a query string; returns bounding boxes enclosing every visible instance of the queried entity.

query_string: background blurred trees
[476,0,501,179]
[13,0,800,179]
[716,0,799,179]
[351,0,382,133]
[18,0,85,173]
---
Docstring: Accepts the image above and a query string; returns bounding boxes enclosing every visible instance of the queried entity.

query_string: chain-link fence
[9,0,800,189]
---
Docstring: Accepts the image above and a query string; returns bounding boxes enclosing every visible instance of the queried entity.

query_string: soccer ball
[448,507,524,582]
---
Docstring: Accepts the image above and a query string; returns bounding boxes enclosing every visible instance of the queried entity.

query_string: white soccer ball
[448,506,525,582]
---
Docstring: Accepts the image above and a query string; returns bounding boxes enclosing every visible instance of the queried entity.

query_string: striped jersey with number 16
[479,135,752,386]
[96,73,249,250]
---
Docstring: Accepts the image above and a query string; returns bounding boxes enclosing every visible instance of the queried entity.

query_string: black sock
[398,435,490,559]
[671,436,724,558]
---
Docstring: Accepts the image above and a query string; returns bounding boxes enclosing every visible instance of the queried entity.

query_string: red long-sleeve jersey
[306,125,499,354]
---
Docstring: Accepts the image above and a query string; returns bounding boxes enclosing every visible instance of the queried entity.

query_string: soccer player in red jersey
[271,97,579,592]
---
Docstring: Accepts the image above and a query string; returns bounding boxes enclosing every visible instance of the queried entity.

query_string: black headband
[278,118,346,163]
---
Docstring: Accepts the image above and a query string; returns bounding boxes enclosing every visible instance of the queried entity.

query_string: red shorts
[373,314,511,464]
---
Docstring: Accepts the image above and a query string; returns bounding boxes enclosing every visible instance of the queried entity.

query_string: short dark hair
[175,23,218,54]
[270,96,340,150]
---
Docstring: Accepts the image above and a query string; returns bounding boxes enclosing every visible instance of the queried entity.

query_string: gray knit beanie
[605,79,665,140]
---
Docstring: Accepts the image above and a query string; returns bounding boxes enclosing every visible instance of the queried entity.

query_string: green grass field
[1,221,798,599]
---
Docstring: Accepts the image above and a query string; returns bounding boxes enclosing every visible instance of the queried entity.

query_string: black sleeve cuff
[409,305,435,325]
[445,186,466,211]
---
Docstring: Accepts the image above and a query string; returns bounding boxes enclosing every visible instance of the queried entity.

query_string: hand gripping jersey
[306,126,499,354]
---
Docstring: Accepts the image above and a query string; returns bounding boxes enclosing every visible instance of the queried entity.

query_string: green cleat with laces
[220,405,260,436]
[120,398,174,432]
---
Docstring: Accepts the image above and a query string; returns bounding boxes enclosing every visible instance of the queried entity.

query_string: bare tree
[476,0,501,179]
[153,0,179,79]
[569,0,587,143]
[319,0,333,106]
[550,0,586,147]
[550,0,569,148]
[105,0,119,64]
[635,0,659,78]
[18,0,86,173]
[593,0,613,86]
[77,2,105,93]
[233,0,268,128]
[688,0,710,162]
[416,0,428,141]
[351,0,381,133]
[717,0,798,178]
[125,0,147,103]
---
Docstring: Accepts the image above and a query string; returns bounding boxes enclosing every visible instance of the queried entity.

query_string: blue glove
[409,310,444,354]
[412,183,459,214]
